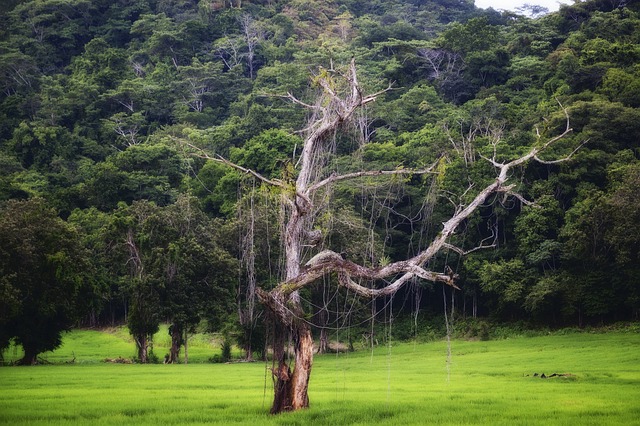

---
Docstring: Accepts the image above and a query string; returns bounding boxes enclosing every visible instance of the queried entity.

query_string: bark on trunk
[290,323,313,410]
[260,290,314,414]
[169,324,182,363]
[269,318,291,414]
[136,335,148,363]
[269,319,313,413]
[317,306,329,354]
[318,327,328,354]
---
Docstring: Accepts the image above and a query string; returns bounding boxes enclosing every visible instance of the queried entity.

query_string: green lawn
[1,329,639,425]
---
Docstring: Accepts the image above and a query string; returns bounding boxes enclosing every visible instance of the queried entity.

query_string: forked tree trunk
[268,313,313,413]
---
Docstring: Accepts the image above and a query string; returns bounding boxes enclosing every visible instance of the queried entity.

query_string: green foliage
[107,196,236,361]
[480,259,529,306]
[0,0,639,353]
[0,198,91,364]
[229,128,300,177]
[438,17,502,55]
[600,67,640,107]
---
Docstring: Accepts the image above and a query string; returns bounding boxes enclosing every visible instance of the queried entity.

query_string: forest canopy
[1,0,639,368]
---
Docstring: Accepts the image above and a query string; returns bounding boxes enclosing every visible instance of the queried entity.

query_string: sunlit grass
[1,329,639,425]
[2,324,234,364]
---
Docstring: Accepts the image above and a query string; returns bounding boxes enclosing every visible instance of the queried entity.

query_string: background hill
[1,0,639,363]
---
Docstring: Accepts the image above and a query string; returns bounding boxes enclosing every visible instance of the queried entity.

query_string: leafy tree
[0,198,90,364]
[560,154,640,323]
[67,207,114,326]
[105,197,237,363]
[83,142,184,210]
[230,129,300,177]
[600,68,640,107]
[438,17,501,56]
[109,200,163,363]
[155,196,237,363]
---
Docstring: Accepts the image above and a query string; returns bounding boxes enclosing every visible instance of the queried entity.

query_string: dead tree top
[179,61,582,307]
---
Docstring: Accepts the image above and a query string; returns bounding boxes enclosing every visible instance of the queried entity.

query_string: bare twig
[177,138,288,189]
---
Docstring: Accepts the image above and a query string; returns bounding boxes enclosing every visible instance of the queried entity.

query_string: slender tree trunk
[473,290,477,318]
[244,336,253,361]
[317,306,329,354]
[169,324,182,363]
[318,328,328,354]
[136,335,148,363]
[184,330,188,364]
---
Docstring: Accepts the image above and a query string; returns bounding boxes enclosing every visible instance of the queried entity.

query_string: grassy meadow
[1,327,639,425]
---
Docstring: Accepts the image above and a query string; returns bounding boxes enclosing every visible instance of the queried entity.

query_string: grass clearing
[1,329,639,425]
[1,325,234,365]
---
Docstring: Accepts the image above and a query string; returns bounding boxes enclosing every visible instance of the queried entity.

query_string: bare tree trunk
[473,289,477,318]
[317,305,329,354]
[290,322,313,409]
[184,330,188,364]
[266,307,313,413]
[318,328,328,354]
[169,324,182,363]
[136,335,148,363]
[244,331,253,361]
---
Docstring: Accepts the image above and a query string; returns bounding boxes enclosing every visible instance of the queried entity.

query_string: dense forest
[1,0,639,367]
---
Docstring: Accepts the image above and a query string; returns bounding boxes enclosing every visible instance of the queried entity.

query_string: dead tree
[182,59,578,414]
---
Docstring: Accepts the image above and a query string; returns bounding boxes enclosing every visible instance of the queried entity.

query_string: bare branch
[280,92,321,110]
[306,159,441,195]
[176,138,288,189]
[280,249,459,297]
[359,82,395,106]
[443,234,497,255]
[286,105,580,298]
[496,184,538,207]
[534,139,589,165]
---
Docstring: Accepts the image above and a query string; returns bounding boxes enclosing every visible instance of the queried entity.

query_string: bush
[221,337,232,362]
[209,354,224,363]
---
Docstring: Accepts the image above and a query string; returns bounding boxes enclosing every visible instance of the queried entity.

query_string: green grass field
[1,328,639,425]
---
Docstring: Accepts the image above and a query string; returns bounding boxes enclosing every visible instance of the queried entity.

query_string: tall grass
[1,329,639,425]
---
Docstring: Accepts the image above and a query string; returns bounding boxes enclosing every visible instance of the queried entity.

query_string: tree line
[1,0,639,367]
